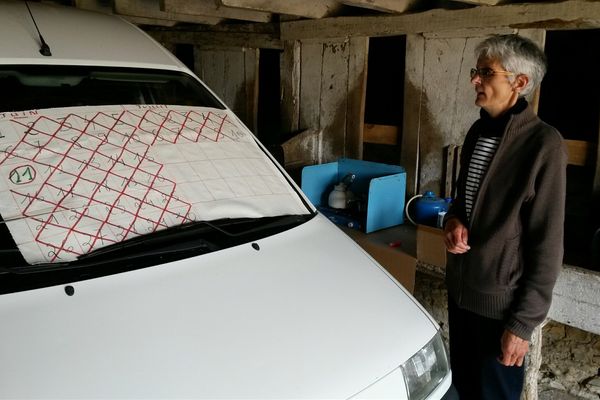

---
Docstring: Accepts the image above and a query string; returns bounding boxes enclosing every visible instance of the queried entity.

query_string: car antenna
[24,1,52,57]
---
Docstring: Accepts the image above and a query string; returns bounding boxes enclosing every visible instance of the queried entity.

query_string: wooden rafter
[162,0,272,23]
[340,0,419,14]
[74,0,112,14]
[122,15,178,27]
[218,0,343,19]
[453,0,504,5]
[115,0,223,25]
[282,0,600,39]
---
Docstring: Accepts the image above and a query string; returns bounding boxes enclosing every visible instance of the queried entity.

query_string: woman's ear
[513,74,529,93]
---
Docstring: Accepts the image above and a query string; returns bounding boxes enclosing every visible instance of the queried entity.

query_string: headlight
[400,331,449,400]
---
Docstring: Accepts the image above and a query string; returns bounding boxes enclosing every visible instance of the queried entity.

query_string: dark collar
[479,97,528,137]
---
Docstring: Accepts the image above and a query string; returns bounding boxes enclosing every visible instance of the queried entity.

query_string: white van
[0,1,453,398]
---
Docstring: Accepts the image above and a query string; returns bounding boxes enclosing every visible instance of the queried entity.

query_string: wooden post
[521,320,547,400]
[444,145,456,199]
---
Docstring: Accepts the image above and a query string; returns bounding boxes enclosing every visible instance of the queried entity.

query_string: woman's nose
[471,74,482,85]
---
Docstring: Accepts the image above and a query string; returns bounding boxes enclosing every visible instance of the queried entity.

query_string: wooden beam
[162,0,272,23]
[595,104,600,198]
[281,0,600,40]
[147,30,282,50]
[74,0,112,14]
[401,34,425,198]
[281,129,322,168]
[115,0,223,25]
[443,145,458,199]
[320,40,350,161]
[219,0,343,19]
[345,37,369,160]
[549,265,600,336]
[523,323,545,400]
[363,124,398,145]
[299,41,324,135]
[453,0,502,5]
[244,48,260,134]
[122,15,178,27]
[565,139,594,167]
[281,40,301,134]
[340,0,418,14]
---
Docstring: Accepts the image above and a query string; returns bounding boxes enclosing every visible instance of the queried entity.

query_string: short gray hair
[475,34,547,97]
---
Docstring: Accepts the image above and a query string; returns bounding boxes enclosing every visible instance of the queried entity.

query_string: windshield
[0,65,225,112]
[0,65,311,277]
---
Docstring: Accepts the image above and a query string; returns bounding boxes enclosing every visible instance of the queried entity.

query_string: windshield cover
[0,103,308,265]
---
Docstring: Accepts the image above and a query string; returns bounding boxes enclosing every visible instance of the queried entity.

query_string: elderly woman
[443,34,567,400]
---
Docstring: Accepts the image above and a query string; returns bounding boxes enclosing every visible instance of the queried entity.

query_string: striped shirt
[465,136,501,219]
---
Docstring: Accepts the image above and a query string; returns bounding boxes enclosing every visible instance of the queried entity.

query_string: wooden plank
[453,0,502,5]
[345,37,369,160]
[162,0,272,23]
[281,40,301,135]
[223,50,246,121]
[363,124,398,145]
[423,27,516,39]
[281,129,322,168]
[299,41,324,137]
[595,105,600,196]
[319,40,350,162]
[147,30,282,50]
[518,29,546,112]
[219,0,343,19]
[401,34,424,197]
[147,21,279,34]
[244,48,259,134]
[340,0,418,13]
[281,0,600,40]
[564,139,593,167]
[115,0,223,25]
[74,0,112,14]
[444,145,456,199]
[523,321,546,400]
[196,49,226,101]
[548,265,600,336]
[122,15,178,26]
[419,37,476,194]
[194,47,258,130]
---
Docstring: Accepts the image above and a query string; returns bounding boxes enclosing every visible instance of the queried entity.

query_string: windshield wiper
[1,238,217,275]
[79,214,313,262]
[0,214,314,275]
[77,222,221,261]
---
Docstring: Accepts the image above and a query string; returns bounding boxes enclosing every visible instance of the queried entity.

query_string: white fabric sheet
[0,105,307,264]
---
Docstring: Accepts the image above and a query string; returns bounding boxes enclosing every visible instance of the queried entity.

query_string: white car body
[0,1,452,398]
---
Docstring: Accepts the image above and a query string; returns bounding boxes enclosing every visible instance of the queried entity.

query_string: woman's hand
[443,217,471,254]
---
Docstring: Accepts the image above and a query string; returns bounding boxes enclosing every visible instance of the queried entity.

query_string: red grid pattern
[0,108,237,262]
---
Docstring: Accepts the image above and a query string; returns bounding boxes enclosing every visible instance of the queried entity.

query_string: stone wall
[413,270,600,399]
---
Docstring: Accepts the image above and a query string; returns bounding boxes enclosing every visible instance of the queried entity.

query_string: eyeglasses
[470,67,514,79]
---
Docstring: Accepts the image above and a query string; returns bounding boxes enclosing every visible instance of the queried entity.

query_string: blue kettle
[405,191,450,227]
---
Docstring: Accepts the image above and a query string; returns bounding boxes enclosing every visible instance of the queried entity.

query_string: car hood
[0,215,436,398]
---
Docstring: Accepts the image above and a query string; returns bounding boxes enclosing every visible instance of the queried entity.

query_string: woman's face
[471,57,520,117]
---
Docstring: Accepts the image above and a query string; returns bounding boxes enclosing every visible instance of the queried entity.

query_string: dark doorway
[256,49,284,164]
[363,36,406,165]
[256,49,282,145]
[538,29,600,270]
